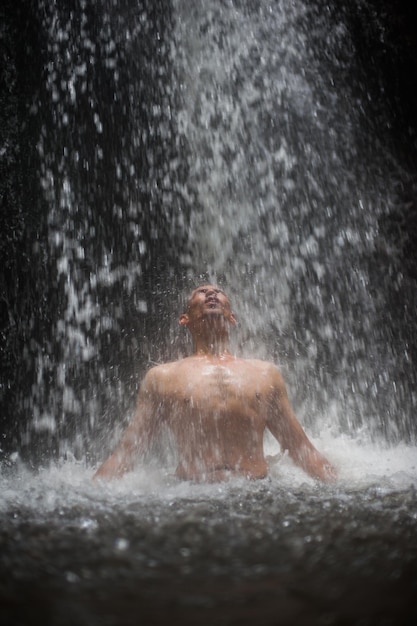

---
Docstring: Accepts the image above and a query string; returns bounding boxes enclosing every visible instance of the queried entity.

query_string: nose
[206,288,218,299]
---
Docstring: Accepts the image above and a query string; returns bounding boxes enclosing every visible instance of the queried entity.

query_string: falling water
[171,0,417,443]
[1,1,417,624]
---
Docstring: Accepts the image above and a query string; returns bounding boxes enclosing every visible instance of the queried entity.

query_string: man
[94,285,337,483]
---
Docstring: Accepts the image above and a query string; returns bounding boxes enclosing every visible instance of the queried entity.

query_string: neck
[191,328,231,357]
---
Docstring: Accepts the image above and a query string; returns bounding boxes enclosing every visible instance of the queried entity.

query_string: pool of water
[1,435,416,625]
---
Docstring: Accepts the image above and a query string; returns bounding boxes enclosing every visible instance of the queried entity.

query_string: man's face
[182,285,236,326]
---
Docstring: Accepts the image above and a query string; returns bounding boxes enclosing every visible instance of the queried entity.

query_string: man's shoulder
[241,357,280,373]
[143,358,189,383]
[146,358,183,375]
[240,357,285,386]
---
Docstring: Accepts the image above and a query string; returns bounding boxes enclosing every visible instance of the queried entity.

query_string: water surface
[1,434,416,625]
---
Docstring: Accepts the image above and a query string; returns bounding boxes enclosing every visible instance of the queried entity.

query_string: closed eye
[198,288,224,294]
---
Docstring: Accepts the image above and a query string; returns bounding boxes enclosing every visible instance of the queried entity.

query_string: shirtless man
[93,285,336,482]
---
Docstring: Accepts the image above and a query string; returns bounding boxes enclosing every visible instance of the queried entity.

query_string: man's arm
[266,367,337,482]
[93,371,159,480]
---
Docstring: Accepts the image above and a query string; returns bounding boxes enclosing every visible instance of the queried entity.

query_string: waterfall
[1,0,417,467]
[2,0,191,462]
[1,4,417,626]
[171,0,417,442]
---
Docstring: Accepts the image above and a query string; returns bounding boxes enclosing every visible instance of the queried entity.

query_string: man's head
[179,284,236,334]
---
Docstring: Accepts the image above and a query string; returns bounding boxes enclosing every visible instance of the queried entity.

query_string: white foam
[1,432,416,517]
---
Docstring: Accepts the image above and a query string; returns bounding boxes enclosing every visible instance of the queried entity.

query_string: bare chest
[160,362,265,413]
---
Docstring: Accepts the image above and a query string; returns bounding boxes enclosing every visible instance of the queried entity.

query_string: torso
[145,355,278,481]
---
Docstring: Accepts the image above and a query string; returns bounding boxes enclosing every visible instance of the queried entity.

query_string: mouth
[205,297,220,308]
